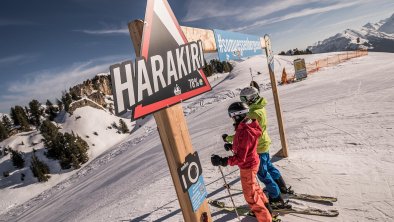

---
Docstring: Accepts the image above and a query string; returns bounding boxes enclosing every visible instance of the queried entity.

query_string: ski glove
[221,134,228,142]
[211,155,228,167]
[224,143,232,151]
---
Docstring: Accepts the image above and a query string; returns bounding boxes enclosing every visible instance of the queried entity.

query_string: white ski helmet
[240,86,259,104]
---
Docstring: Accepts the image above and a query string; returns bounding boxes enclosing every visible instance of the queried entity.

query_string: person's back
[247,97,271,154]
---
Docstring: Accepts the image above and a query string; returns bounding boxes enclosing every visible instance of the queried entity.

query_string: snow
[96,72,110,77]
[60,107,132,158]
[1,52,394,222]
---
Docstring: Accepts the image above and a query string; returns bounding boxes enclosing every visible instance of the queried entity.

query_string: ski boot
[275,176,294,195]
[269,195,292,210]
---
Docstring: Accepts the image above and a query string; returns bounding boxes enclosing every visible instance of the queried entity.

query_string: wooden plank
[181,26,217,53]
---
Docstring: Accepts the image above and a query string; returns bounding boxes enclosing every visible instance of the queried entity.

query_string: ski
[224,185,337,204]
[208,199,338,218]
[286,193,337,204]
[274,206,339,217]
[208,199,282,221]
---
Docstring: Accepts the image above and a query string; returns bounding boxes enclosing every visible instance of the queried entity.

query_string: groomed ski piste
[1,52,394,222]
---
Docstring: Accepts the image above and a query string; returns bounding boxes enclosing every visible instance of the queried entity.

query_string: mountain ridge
[308,13,394,53]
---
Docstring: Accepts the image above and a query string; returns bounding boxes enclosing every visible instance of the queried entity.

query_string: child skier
[211,102,272,222]
[222,86,293,209]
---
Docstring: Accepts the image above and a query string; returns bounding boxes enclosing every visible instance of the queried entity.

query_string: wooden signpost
[114,0,212,221]
[264,35,289,157]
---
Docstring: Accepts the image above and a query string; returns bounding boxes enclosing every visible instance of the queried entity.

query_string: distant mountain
[308,13,394,53]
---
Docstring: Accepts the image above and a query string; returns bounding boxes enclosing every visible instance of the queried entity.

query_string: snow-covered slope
[308,13,394,53]
[0,106,132,215]
[60,107,132,158]
[1,52,394,222]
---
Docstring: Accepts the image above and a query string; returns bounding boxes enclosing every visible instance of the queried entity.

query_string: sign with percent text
[110,0,212,120]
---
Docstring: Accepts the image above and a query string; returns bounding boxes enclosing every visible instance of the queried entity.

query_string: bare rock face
[88,92,106,107]
[69,99,105,114]
[69,75,112,107]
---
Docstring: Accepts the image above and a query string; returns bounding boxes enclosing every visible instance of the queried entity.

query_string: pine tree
[0,121,8,142]
[60,132,89,169]
[12,106,30,131]
[30,155,50,182]
[10,107,19,126]
[10,149,25,168]
[29,99,42,126]
[62,92,73,112]
[45,100,57,121]
[222,61,232,73]
[2,115,12,132]
[46,99,53,107]
[40,120,62,159]
[56,99,63,111]
[119,119,129,134]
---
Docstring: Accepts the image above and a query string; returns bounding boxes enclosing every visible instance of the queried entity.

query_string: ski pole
[218,165,241,221]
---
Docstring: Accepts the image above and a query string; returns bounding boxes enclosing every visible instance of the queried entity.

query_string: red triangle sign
[128,0,212,120]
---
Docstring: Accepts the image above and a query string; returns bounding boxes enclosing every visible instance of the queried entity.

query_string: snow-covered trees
[40,120,89,169]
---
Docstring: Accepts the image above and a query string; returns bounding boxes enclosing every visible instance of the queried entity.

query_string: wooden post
[267,67,289,157]
[264,36,289,158]
[128,20,212,222]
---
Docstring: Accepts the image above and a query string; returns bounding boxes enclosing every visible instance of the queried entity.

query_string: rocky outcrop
[69,75,112,107]
[68,98,105,114]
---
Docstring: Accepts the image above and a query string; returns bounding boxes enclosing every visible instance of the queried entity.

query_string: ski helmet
[240,86,259,104]
[228,102,249,124]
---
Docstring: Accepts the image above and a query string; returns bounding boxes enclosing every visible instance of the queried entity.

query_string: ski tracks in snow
[0,126,157,221]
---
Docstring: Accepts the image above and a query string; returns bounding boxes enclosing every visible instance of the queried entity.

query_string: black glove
[221,134,228,142]
[224,143,232,151]
[211,155,228,167]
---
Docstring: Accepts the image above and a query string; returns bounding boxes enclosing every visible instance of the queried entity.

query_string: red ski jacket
[228,119,262,169]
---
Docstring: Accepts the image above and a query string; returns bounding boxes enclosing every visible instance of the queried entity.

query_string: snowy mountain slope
[60,107,132,158]
[0,106,132,215]
[308,13,394,53]
[378,13,394,34]
[2,52,394,222]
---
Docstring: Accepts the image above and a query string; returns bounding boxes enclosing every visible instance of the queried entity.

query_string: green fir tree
[30,154,51,182]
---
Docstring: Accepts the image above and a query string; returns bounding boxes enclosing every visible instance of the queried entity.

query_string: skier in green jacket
[223,86,293,209]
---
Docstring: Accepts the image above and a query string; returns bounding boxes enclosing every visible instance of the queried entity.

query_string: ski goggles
[240,96,248,102]
[228,109,249,118]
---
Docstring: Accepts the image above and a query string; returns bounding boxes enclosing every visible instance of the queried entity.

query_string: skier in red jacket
[211,102,272,222]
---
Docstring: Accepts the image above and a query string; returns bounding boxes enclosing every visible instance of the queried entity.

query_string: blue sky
[0,0,393,113]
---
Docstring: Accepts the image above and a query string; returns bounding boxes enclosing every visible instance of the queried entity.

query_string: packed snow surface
[1,52,394,222]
